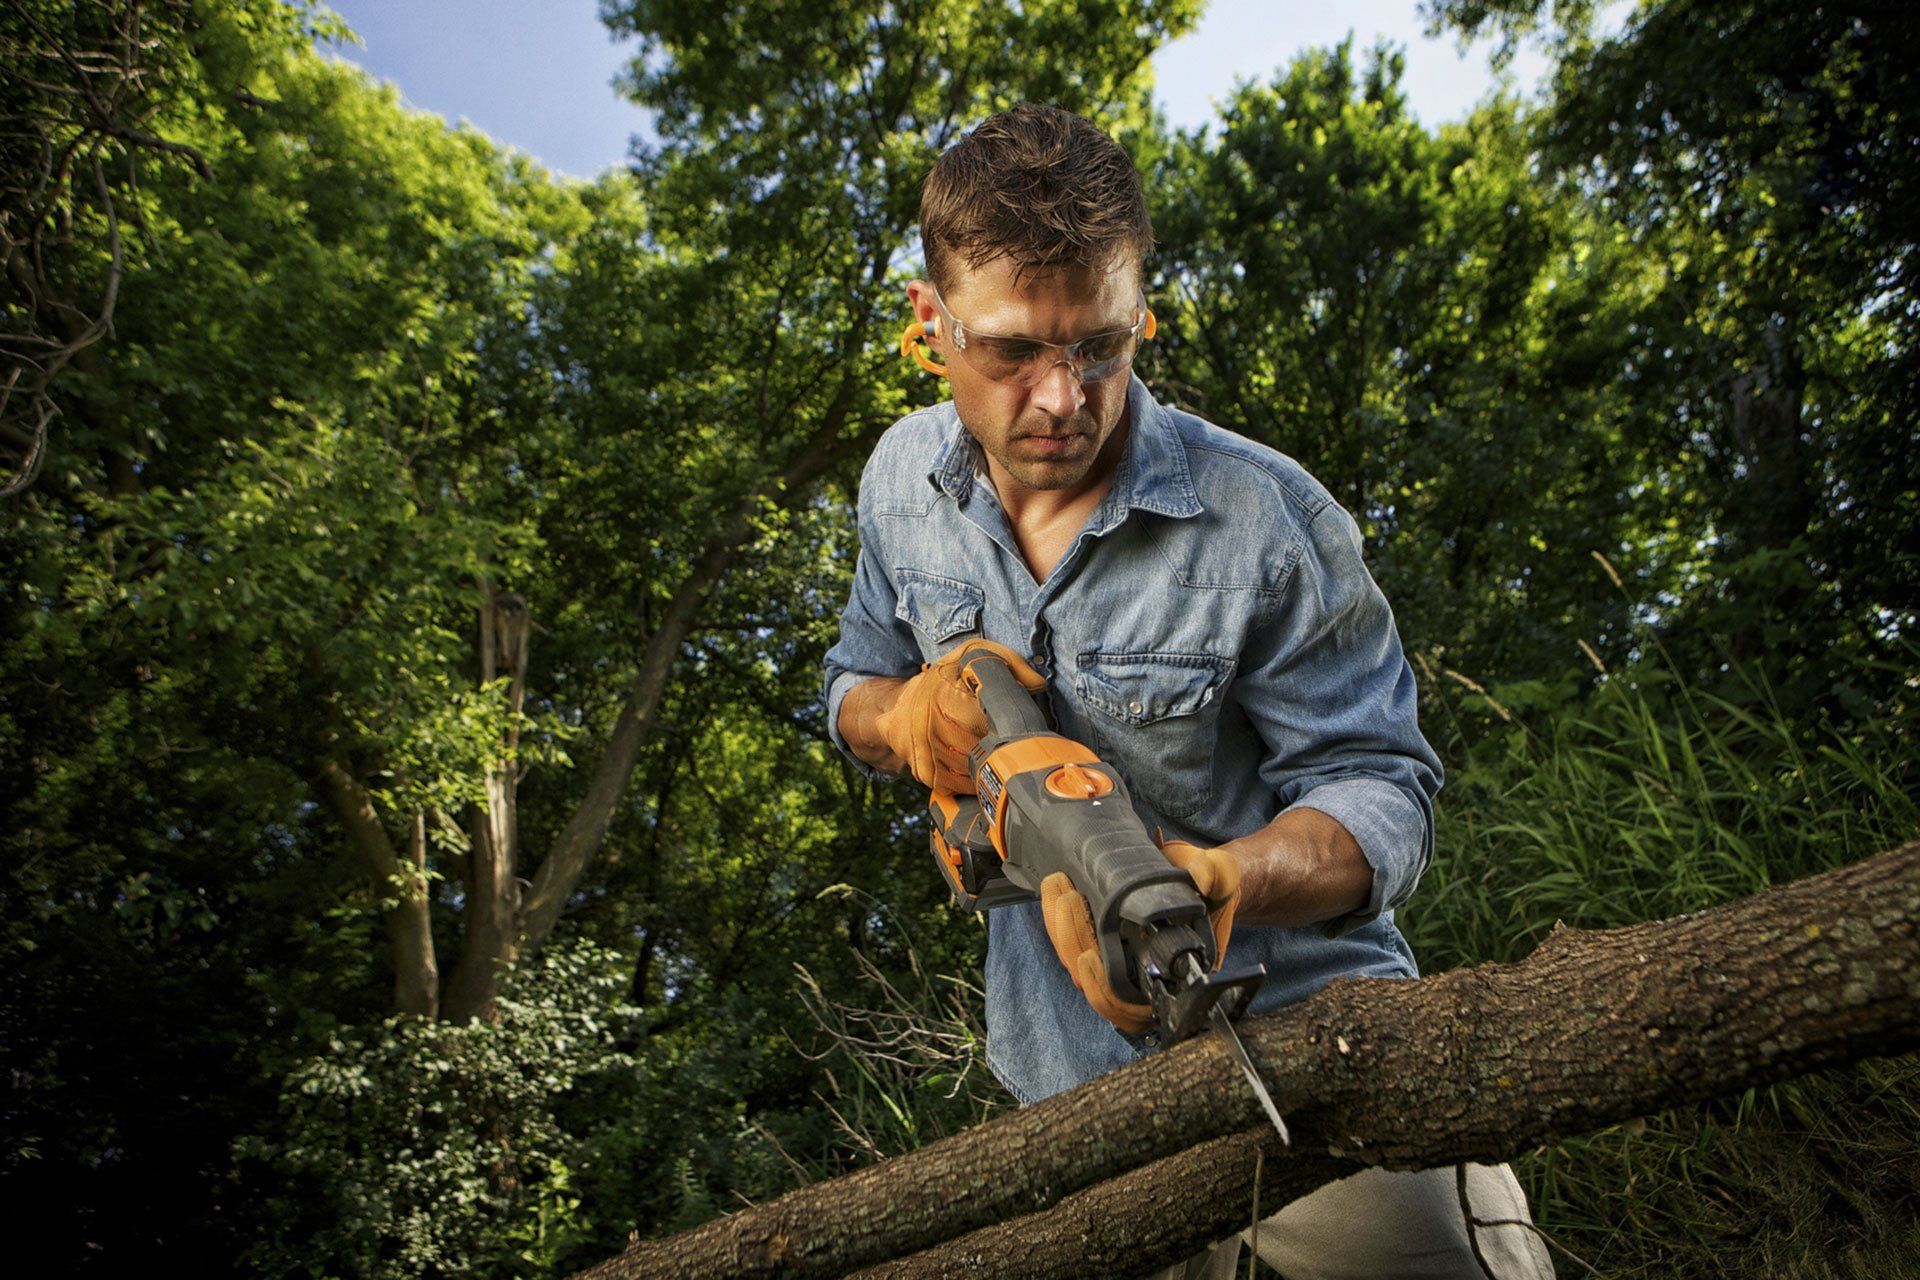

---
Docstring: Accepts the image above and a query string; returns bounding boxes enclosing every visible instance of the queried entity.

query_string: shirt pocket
[1074,651,1236,820]
[893,568,984,650]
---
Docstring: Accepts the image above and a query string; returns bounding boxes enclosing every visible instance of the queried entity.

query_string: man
[822,103,1554,1279]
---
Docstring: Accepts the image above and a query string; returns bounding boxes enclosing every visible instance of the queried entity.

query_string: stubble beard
[965,405,1106,493]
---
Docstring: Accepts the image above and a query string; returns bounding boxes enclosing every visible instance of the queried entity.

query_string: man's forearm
[837,675,910,775]
[1221,806,1372,928]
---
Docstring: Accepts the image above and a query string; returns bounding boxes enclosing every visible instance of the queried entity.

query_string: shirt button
[1030,652,1046,668]
[1128,700,1144,715]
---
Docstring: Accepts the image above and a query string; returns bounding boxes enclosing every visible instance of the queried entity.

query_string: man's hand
[861,639,1045,793]
[1159,839,1240,966]
[1040,871,1152,1033]
[1039,836,1242,1035]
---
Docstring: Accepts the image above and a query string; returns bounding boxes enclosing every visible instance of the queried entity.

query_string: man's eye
[977,338,1043,363]
[1079,330,1133,361]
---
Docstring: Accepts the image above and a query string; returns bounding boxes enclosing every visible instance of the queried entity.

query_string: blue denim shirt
[821,374,1442,1106]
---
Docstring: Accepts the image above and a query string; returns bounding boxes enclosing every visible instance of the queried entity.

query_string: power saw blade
[1187,953,1291,1147]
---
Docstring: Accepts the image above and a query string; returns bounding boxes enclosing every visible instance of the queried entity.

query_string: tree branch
[313,760,439,1019]
[516,357,880,959]
[844,1129,1344,1280]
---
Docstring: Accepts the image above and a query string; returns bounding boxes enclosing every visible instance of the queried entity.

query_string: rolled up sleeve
[821,476,923,782]
[1237,502,1443,936]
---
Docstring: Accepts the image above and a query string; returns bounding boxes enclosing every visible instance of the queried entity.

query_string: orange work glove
[1159,838,1241,971]
[872,638,1046,794]
[1039,837,1242,1036]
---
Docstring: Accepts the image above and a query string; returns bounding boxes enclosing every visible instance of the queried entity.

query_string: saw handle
[960,651,1052,738]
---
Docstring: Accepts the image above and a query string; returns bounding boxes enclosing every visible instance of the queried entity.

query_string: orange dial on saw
[1044,763,1114,800]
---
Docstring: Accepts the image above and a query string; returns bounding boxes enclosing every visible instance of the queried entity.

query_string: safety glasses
[901,285,1157,386]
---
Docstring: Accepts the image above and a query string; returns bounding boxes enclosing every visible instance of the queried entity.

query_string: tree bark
[571,839,1920,1280]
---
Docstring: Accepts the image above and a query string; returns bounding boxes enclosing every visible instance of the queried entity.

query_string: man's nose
[1028,358,1086,420]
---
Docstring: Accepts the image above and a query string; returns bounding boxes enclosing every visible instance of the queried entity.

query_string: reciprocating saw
[925,649,1291,1143]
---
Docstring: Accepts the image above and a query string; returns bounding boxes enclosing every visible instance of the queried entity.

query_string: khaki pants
[1152,1162,1556,1280]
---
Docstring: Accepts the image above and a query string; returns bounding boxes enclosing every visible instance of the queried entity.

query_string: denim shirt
[821,374,1443,1106]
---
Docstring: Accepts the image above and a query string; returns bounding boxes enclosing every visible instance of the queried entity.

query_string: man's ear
[907,279,941,339]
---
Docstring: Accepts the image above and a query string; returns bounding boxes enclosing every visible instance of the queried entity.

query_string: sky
[318,1,1564,181]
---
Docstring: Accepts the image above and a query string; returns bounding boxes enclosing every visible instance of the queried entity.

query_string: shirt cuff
[825,669,903,784]
[1282,777,1429,937]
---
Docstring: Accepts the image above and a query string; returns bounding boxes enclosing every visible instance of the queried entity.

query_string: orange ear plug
[899,318,949,377]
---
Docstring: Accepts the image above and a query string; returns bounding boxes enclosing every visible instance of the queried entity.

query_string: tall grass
[1406,649,1920,1278]
[1409,654,1919,969]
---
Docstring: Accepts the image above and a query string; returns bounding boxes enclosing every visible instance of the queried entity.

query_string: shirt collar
[1117,373,1205,520]
[930,408,978,501]
[925,374,1204,520]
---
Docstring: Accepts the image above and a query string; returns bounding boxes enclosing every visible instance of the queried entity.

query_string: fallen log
[573,839,1920,1280]
[840,1128,1337,1280]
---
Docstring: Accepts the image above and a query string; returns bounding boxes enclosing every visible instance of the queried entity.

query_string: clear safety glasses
[901,285,1157,386]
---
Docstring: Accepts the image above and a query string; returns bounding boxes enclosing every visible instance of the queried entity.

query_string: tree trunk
[1727,316,1812,558]
[442,581,533,1023]
[570,839,1920,1280]
[399,809,440,1020]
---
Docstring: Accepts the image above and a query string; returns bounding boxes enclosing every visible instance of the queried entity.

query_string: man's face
[908,256,1141,496]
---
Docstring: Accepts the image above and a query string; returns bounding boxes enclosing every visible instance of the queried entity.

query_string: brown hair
[920,103,1154,291]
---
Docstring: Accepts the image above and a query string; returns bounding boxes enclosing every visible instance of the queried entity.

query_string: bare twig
[1,0,208,494]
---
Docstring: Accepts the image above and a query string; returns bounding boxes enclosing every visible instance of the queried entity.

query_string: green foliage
[1,8,585,1269]
[237,941,640,1280]
[1426,0,1920,710]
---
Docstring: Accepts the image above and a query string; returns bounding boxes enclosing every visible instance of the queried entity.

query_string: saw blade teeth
[1212,1004,1292,1147]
